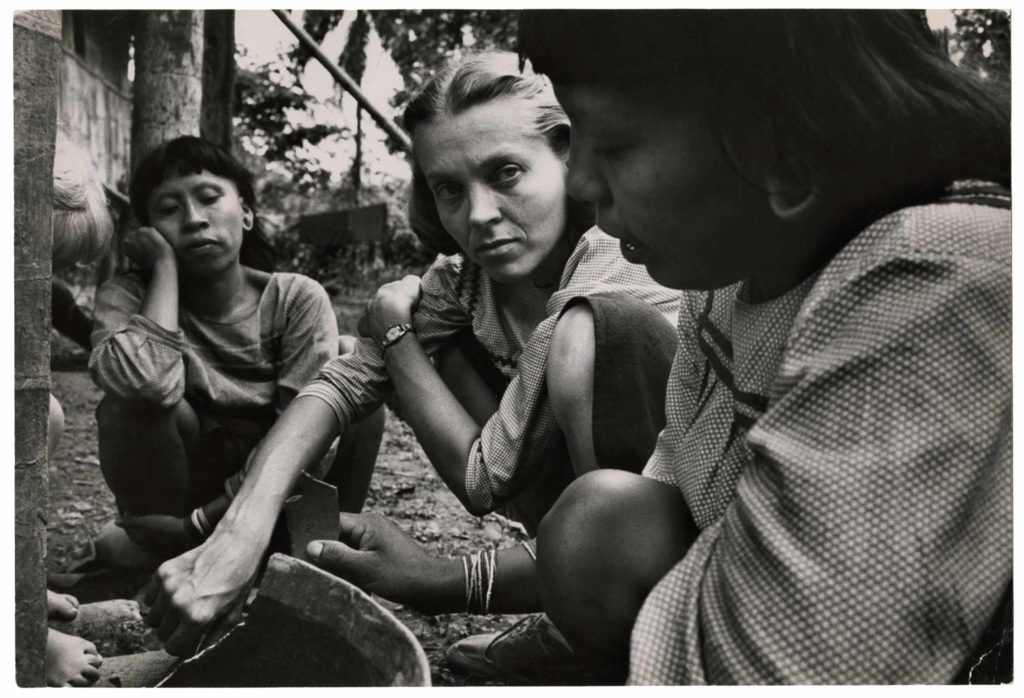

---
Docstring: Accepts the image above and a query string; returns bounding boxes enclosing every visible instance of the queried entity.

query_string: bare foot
[47,590,79,621]
[46,629,102,687]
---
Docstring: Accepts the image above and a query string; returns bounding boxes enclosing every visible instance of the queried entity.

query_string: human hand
[124,226,175,270]
[307,513,446,610]
[144,529,262,657]
[118,514,197,555]
[361,276,422,344]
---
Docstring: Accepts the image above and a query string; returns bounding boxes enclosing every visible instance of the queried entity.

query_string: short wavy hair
[52,131,113,270]
[402,50,594,256]
[130,136,275,272]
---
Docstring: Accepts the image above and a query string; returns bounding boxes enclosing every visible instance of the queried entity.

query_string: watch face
[385,325,404,342]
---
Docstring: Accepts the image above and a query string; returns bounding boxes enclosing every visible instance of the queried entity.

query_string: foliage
[369,9,518,109]
[234,57,347,192]
[950,9,1010,80]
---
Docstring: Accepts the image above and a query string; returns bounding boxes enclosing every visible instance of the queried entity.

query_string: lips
[182,238,220,255]
[475,239,516,255]
[618,237,648,265]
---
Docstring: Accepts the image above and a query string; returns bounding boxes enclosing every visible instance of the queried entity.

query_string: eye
[433,182,462,204]
[197,190,223,205]
[154,202,178,217]
[493,164,522,184]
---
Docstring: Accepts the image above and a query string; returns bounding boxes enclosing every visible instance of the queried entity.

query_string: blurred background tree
[944,9,1010,80]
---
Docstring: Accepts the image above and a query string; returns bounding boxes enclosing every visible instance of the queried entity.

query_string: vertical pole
[131,9,204,173]
[13,9,61,687]
[201,9,235,151]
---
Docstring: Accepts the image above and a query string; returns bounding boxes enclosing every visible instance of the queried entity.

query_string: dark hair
[129,135,275,271]
[402,50,594,256]
[519,10,1009,201]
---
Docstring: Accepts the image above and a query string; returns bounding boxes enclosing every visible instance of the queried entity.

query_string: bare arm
[129,226,180,332]
[383,335,483,511]
[367,275,486,512]
[146,395,341,656]
[310,513,541,615]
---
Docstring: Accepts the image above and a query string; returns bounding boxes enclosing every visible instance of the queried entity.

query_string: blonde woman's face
[414,99,570,285]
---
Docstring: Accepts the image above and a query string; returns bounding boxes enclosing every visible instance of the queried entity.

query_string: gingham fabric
[631,183,1011,684]
[90,272,338,423]
[298,227,679,512]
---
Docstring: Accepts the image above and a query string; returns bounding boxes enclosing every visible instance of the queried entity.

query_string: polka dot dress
[631,183,1011,684]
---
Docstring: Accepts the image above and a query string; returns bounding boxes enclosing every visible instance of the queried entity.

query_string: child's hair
[52,130,114,270]
[519,10,1009,201]
[402,50,594,256]
[129,135,275,272]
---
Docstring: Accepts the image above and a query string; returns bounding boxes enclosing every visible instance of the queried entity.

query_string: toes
[46,590,80,620]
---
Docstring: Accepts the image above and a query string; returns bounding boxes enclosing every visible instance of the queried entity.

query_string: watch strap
[381,323,414,353]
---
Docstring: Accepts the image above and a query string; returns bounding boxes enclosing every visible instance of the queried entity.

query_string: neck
[529,233,575,291]
[746,183,909,303]
[180,263,251,321]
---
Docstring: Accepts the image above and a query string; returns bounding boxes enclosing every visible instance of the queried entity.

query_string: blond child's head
[52,130,113,271]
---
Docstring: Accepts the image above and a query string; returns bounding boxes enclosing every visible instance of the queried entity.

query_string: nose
[467,184,501,230]
[566,138,608,206]
[181,198,208,232]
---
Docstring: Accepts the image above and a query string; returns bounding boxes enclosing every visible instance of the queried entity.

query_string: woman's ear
[766,167,818,222]
[241,203,254,231]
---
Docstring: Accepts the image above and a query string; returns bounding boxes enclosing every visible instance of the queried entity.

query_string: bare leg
[46,629,102,687]
[547,304,599,476]
[96,396,199,517]
[536,469,695,666]
[328,408,386,513]
[48,393,65,461]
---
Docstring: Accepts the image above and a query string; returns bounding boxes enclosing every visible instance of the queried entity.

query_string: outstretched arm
[144,395,341,656]
[308,513,541,615]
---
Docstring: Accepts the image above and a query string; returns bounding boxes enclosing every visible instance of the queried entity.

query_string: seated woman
[89,136,383,566]
[142,52,679,659]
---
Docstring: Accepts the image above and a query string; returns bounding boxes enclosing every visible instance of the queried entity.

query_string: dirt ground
[47,338,530,685]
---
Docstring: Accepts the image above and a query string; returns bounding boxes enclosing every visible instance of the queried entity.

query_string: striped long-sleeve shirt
[89,270,338,429]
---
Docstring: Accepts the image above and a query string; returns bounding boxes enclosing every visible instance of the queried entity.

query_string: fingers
[145,582,170,628]
[200,594,246,652]
[337,512,370,547]
[307,539,362,577]
[164,619,207,658]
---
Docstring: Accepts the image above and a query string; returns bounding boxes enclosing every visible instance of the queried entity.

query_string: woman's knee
[536,469,694,659]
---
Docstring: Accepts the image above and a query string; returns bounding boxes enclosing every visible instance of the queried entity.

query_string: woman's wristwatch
[381,323,414,353]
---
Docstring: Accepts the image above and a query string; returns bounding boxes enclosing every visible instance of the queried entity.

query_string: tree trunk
[131,10,204,173]
[13,9,61,687]
[201,9,235,150]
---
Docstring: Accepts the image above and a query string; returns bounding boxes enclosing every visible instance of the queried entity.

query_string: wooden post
[131,10,204,172]
[201,9,235,150]
[13,9,61,687]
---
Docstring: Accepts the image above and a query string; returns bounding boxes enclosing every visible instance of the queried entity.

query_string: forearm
[383,335,480,510]
[139,257,180,332]
[215,396,341,547]
[412,545,540,616]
